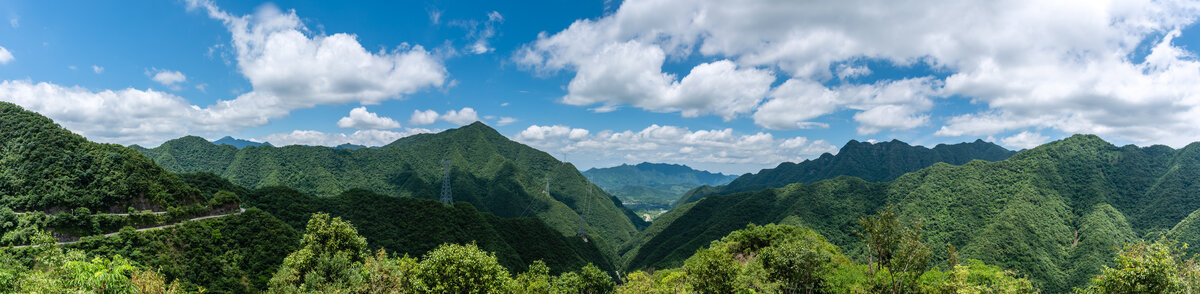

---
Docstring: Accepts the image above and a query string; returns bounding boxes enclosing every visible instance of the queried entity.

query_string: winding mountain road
[6,207,245,249]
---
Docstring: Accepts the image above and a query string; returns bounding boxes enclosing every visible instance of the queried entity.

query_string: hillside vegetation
[677,139,1014,206]
[627,134,1200,292]
[584,162,736,209]
[0,102,198,213]
[134,122,647,253]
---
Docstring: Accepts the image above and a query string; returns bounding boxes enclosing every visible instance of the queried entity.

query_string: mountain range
[583,162,736,210]
[623,134,1200,292]
[8,100,1200,292]
[676,138,1016,206]
[131,122,648,259]
[211,136,273,149]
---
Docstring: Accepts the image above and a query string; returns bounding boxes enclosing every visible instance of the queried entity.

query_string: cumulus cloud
[409,109,440,125]
[149,69,187,87]
[409,107,481,125]
[440,107,479,125]
[753,77,940,134]
[337,107,401,129]
[0,46,11,64]
[91,65,104,74]
[0,1,447,146]
[0,80,207,144]
[516,0,1200,146]
[184,0,447,125]
[514,124,838,174]
[259,128,434,147]
[1000,131,1049,150]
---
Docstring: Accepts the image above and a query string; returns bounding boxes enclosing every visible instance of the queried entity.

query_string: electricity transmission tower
[578,177,591,242]
[440,160,453,205]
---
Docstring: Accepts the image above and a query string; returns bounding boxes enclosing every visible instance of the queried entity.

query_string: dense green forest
[583,162,736,210]
[626,134,1200,292]
[11,101,1200,292]
[0,102,198,213]
[236,182,616,274]
[133,122,647,252]
[677,139,1014,206]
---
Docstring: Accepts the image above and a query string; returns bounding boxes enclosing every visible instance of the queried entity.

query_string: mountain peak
[212,136,271,149]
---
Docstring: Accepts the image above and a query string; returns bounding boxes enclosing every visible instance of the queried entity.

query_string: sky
[3,0,1200,174]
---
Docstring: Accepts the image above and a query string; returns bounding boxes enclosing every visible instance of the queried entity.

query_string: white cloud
[0,2,449,147]
[91,65,104,74]
[409,109,440,125]
[259,128,434,147]
[428,9,442,25]
[440,107,479,125]
[837,64,871,79]
[496,117,517,126]
[150,69,187,86]
[0,46,11,64]
[8,17,16,29]
[514,124,838,174]
[753,77,940,133]
[516,0,1200,146]
[184,0,447,126]
[408,107,480,125]
[1001,131,1050,150]
[451,11,504,54]
[337,107,401,129]
[0,80,208,145]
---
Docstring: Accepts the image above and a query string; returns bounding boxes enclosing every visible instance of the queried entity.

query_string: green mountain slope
[583,162,736,208]
[241,185,615,274]
[626,135,1200,292]
[0,102,198,212]
[133,122,646,254]
[676,139,1014,206]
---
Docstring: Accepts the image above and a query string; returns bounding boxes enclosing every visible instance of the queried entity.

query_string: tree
[417,243,512,294]
[1076,238,1200,294]
[760,239,836,293]
[682,247,739,294]
[269,213,369,292]
[857,205,930,293]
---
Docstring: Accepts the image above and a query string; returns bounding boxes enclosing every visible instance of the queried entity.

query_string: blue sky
[3,1,1200,174]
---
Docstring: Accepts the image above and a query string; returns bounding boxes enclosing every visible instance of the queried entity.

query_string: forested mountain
[676,139,1015,206]
[211,136,272,148]
[0,102,198,213]
[624,134,1200,292]
[583,162,736,208]
[242,185,615,274]
[134,122,647,254]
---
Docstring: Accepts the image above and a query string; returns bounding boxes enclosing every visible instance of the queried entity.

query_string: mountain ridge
[132,121,647,260]
[583,162,737,209]
[625,134,1200,292]
[675,138,1015,206]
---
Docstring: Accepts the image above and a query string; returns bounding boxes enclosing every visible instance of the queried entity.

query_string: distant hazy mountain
[334,143,367,150]
[583,162,736,208]
[212,136,272,149]
[134,122,647,256]
[675,139,1015,206]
